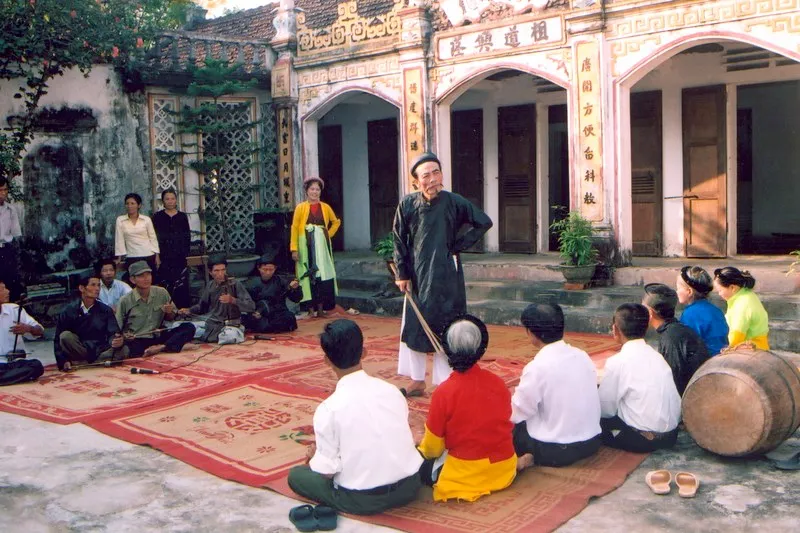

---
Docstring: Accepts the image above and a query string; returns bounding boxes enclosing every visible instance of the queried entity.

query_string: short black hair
[320,319,363,369]
[613,303,650,339]
[303,177,324,191]
[78,275,101,289]
[643,283,678,320]
[0,176,8,188]
[95,257,117,274]
[714,266,756,290]
[124,192,142,206]
[521,303,565,344]
[160,188,177,201]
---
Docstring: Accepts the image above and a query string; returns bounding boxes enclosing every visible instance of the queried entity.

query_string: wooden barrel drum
[682,346,800,457]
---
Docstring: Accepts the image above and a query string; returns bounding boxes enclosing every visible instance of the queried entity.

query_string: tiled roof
[191,4,277,41]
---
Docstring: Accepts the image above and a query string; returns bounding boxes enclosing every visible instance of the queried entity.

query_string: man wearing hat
[178,256,254,343]
[117,260,195,357]
[643,283,710,395]
[243,252,303,333]
[392,152,492,396]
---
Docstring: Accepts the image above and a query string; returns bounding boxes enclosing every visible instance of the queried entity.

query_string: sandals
[645,470,699,498]
[288,504,338,532]
[400,387,425,398]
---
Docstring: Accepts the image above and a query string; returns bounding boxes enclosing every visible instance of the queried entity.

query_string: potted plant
[372,233,400,297]
[550,209,598,288]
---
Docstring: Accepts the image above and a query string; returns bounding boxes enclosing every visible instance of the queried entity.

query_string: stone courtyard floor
[2,336,799,532]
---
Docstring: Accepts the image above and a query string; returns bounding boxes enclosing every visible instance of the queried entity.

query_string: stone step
[336,274,800,320]
[335,289,800,352]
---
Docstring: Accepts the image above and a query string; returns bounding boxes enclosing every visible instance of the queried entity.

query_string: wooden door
[498,104,536,253]
[631,90,663,256]
[683,86,727,257]
[367,118,400,245]
[318,125,344,251]
[451,109,484,252]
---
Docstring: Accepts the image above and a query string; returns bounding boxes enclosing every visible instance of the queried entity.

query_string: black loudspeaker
[253,211,293,274]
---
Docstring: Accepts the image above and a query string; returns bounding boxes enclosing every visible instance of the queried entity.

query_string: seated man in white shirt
[511,303,602,469]
[287,319,423,515]
[0,277,45,385]
[96,258,131,312]
[598,303,682,453]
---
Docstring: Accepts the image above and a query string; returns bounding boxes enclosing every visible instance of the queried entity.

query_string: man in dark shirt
[643,283,710,395]
[243,253,302,334]
[55,275,127,371]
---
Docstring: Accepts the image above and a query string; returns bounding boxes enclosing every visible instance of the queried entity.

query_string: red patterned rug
[2,311,636,532]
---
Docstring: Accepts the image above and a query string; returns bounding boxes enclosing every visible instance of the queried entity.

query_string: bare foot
[143,344,166,357]
[404,380,426,396]
[516,453,534,471]
[62,361,72,372]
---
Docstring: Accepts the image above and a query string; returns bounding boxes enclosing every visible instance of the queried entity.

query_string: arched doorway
[621,38,800,257]
[437,67,568,253]
[303,90,401,251]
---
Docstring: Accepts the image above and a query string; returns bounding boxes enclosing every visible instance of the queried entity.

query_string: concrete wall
[0,65,151,271]
[318,97,398,250]
[737,81,800,238]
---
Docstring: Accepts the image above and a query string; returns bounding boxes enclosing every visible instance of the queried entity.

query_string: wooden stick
[389,263,444,354]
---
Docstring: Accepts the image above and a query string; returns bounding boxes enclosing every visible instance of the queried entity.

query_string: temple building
[3,0,800,270]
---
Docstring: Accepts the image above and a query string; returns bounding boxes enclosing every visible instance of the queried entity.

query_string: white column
[483,104,500,252]
[535,102,550,253]
[614,85,633,253]
[661,86,684,257]
[301,118,319,204]
[726,83,738,256]
[436,102,453,192]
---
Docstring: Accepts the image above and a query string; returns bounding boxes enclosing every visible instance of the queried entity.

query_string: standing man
[55,275,127,372]
[179,257,254,343]
[243,252,302,334]
[392,152,492,396]
[96,258,132,313]
[0,177,23,300]
[0,277,44,385]
[117,261,195,357]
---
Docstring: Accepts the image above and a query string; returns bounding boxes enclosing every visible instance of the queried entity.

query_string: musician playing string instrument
[243,252,302,334]
[55,274,127,371]
[178,257,254,343]
[117,261,195,357]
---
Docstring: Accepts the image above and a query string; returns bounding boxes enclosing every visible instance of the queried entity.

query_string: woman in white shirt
[114,193,160,279]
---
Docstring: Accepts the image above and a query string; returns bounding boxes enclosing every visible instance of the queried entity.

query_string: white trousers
[397,298,453,385]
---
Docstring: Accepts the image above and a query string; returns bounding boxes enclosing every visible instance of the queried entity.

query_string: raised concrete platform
[334,252,800,352]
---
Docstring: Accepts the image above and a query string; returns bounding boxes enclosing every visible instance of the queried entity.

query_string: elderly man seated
[643,283,710,395]
[0,277,44,385]
[117,261,195,357]
[55,274,127,372]
[96,257,131,313]
[418,315,517,502]
[243,252,302,334]
[599,304,681,453]
[511,303,602,470]
[288,319,423,515]
[178,257,254,343]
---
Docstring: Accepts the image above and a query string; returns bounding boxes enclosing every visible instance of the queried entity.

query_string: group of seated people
[0,250,304,376]
[288,263,770,514]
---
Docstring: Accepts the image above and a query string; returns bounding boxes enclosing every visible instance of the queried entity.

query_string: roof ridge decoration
[296,0,404,56]
[439,0,552,27]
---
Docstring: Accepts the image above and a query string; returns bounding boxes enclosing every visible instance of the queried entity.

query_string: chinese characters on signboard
[576,41,603,222]
[437,16,563,61]
[403,67,425,192]
[277,107,294,207]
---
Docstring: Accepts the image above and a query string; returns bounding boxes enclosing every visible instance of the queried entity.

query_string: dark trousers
[159,257,190,308]
[512,422,602,467]
[0,244,23,300]
[0,359,44,386]
[287,466,421,515]
[600,416,678,453]
[242,311,297,334]
[127,323,195,357]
